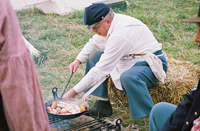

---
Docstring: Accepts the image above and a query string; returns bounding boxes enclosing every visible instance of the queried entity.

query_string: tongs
[52,72,73,99]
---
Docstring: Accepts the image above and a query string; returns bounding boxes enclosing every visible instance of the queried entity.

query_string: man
[63,3,168,119]
[0,0,50,130]
[149,5,200,131]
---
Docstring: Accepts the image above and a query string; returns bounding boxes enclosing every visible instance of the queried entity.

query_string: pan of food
[45,87,89,119]
[45,73,108,119]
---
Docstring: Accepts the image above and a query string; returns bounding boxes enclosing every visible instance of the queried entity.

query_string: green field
[17,0,199,130]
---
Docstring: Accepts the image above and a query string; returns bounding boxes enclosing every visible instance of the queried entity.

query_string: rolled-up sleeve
[74,33,132,93]
[76,34,106,63]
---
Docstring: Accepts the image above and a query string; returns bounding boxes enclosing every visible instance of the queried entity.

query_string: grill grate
[63,118,119,131]
[48,113,122,131]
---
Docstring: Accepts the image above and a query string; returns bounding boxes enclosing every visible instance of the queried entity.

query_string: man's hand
[69,59,81,74]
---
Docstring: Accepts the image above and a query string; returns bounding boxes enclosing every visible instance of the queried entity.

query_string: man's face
[92,19,110,37]
[194,23,200,47]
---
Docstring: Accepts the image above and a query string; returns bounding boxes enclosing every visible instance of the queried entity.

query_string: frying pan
[45,97,88,119]
[45,73,109,119]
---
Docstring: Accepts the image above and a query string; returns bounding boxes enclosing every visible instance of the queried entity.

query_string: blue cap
[84,3,110,29]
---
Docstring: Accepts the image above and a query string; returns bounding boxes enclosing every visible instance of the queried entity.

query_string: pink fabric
[191,117,200,131]
[0,0,50,131]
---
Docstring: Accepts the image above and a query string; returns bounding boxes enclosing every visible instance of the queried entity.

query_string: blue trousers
[149,102,177,131]
[84,50,168,119]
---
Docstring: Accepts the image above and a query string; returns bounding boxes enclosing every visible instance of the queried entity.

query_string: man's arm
[75,34,106,63]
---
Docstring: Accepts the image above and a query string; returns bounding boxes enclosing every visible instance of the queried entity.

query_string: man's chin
[96,33,106,37]
[96,32,101,36]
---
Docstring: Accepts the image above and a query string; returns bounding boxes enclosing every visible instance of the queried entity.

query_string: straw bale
[108,58,200,107]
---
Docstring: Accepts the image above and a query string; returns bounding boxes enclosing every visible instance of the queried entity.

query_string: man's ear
[106,18,112,25]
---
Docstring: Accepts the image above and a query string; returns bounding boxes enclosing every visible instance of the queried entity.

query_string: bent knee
[120,73,141,87]
[88,51,103,60]
[150,102,173,117]
[150,102,166,114]
[88,51,98,60]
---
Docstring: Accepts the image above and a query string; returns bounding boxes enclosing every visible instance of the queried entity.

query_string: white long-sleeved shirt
[74,13,162,93]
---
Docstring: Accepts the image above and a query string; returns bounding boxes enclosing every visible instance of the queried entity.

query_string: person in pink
[191,116,200,131]
[0,0,50,130]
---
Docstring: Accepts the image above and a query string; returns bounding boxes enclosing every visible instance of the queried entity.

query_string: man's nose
[194,32,200,43]
[194,28,200,43]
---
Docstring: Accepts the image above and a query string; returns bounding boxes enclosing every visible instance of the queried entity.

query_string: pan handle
[115,119,122,131]
[52,87,59,100]
[81,75,109,103]
[52,73,74,99]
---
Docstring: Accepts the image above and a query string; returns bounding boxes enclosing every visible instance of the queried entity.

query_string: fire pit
[47,85,122,131]
[48,112,122,131]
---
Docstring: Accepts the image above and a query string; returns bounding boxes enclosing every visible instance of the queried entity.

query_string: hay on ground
[108,58,200,108]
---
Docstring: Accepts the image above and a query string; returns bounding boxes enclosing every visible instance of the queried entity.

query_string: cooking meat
[47,101,86,115]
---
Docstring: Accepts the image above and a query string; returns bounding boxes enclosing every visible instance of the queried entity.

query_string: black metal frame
[48,84,122,131]
[48,113,122,131]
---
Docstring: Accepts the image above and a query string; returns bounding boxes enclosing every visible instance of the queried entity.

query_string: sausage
[50,109,57,114]
[56,107,62,112]
[71,109,80,114]
[48,101,83,115]
[57,103,67,108]
[47,106,52,112]
[58,101,69,106]
[80,103,87,112]
[58,110,70,114]
[51,102,57,109]
[58,103,74,110]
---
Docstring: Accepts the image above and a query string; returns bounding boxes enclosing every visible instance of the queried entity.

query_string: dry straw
[108,58,200,108]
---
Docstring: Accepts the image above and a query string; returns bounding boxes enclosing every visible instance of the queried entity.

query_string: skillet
[45,73,108,119]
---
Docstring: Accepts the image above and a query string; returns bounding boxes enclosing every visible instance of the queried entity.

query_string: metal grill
[48,112,122,131]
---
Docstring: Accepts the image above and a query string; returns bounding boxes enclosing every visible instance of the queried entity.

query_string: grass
[16,0,199,130]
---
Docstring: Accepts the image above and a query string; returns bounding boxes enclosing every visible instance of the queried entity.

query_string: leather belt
[132,54,145,58]
[124,54,145,59]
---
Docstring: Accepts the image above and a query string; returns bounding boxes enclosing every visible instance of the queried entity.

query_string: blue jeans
[149,102,177,131]
[84,51,109,98]
[84,50,168,119]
